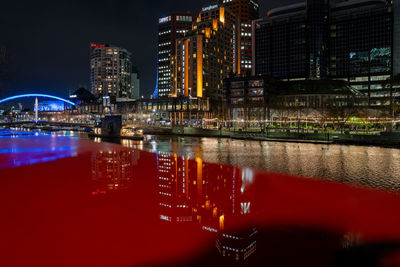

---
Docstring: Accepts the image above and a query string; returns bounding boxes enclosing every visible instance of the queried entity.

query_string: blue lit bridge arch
[0,94,76,106]
[0,93,101,123]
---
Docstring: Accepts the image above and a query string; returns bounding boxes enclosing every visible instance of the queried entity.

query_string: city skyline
[0,0,299,99]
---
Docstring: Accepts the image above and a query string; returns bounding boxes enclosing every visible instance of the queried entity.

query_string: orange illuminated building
[218,0,260,74]
[173,5,238,106]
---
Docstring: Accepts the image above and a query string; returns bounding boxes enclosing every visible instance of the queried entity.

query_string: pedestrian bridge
[0,93,101,123]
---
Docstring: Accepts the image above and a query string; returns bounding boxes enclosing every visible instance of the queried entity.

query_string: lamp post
[34,97,38,123]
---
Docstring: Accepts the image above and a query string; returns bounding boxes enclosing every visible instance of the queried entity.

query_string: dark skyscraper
[306,0,329,79]
[218,0,260,74]
[157,13,195,98]
[254,0,398,106]
[394,0,400,76]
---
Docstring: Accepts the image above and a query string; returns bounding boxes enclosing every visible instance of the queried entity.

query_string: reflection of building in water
[216,228,258,261]
[157,152,192,223]
[91,149,139,195]
[213,167,257,261]
[157,153,257,261]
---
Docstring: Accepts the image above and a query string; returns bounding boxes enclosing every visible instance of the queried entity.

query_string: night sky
[0,0,299,99]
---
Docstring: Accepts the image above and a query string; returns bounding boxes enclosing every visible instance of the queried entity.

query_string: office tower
[218,0,260,74]
[253,0,397,105]
[253,2,308,79]
[172,5,238,103]
[157,13,195,98]
[329,0,393,104]
[131,67,140,100]
[307,0,329,78]
[90,43,133,99]
[394,0,400,76]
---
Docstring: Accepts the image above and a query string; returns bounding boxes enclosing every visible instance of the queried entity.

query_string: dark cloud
[0,0,299,98]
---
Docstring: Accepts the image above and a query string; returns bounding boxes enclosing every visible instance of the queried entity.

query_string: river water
[115,135,400,191]
[15,129,400,191]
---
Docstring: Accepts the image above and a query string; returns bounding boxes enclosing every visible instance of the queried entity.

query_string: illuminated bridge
[0,93,101,124]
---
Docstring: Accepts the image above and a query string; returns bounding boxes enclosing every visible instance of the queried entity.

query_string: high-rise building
[157,13,195,98]
[218,0,260,74]
[90,43,133,99]
[394,0,400,76]
[172,5,238,105]
[307,0,329,79]
[253,0,398,106]
[131,67,140,100]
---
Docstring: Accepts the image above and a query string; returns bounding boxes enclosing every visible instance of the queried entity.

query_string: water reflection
[87,145,400,265]
[2,135,400,266]
[120,135,400,191]
[90,147,259,261]
[91,149,140,194]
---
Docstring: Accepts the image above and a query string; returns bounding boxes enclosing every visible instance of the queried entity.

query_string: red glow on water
[1,136,400,266]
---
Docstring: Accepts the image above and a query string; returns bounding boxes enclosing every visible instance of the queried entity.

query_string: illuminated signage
[38,101,65,112]
[90,43,106,49]
[158,16,171,24]
[202,5,218,12]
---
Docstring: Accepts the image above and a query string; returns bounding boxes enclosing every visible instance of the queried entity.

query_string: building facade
[218,0,260,74]
[171,5,238,118]
[157,13,195,98]
[392,0,400,76]
[253,0,399,106]
[136,97,211,125]
[90,43,133,99]
[131,67,140,100]
[224,75,363,127]
[329,0,394,106]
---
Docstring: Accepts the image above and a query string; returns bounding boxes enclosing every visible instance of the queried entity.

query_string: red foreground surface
[1,136,400,266]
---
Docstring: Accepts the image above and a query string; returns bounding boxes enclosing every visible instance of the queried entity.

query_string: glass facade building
[157,14,195,98]
[394,0,400,76]
[218,0,260,74]
[253,0,398,105]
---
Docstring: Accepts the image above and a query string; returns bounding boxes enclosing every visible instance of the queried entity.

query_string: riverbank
[140,126,400,148]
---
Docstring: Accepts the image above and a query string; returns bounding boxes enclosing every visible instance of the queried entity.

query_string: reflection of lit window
[241,202,251,215]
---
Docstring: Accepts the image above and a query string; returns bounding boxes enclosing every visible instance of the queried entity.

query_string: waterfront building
[395,0,400,76]
[172,5,238,118]
[131,67,140,100]
[136,97,211,126]
[218,0,260,74]
[224,75,364,128]
[253,0,399,106]
[90,43,133,99]
[157,13,196,98]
